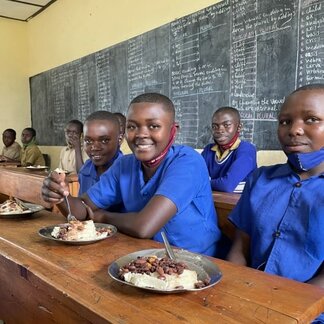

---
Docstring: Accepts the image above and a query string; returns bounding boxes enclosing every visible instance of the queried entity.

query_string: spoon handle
[161,231,177,260]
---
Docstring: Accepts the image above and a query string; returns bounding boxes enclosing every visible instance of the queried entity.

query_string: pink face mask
[142,123,178,168]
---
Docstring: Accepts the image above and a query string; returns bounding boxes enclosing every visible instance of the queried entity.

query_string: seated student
[59,120,88,173]
[201,107,257,193]
[42,93,222,257]
[227,84,324,323]
[0,128,21,162]
[113,112,132,155]
[78,111,123,195]
[20,127,45,166]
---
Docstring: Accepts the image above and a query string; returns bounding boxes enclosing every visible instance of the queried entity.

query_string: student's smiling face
[83,119,120,167]
[126,102,174,162]
[278,89,324,154]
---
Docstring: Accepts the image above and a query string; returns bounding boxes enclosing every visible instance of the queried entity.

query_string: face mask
[286,148,324,172]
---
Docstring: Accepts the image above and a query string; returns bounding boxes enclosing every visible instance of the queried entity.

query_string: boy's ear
[118,134,124,145]
[237,123,243,132]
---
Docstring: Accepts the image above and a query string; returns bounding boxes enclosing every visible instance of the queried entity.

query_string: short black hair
[67,119,83,133]
[213,106,241,123]
[24,127,36,137]
[291,83,324,94]
[129,93,175,118]
[3,128,16,138]
[113,112,126,134]
[85,111,119,128]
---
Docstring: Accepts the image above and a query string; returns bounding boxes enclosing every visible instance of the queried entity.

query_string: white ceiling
[0,0,56,21]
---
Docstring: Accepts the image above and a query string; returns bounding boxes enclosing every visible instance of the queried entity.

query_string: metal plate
[38,223,117,245]
[25,166,48,171]
[0,202,44,218]
[108,248,222,293]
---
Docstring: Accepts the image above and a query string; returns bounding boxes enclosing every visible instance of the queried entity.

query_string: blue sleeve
[156,151,211,213]
[210,143,257,192]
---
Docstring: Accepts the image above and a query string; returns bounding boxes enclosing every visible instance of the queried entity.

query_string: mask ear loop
[143,123,178,168]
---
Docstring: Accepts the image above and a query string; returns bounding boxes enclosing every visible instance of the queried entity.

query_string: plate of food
[108,248,222,293]
[38,220,117,245]
[26,165,48,171]
[0,198,44,218]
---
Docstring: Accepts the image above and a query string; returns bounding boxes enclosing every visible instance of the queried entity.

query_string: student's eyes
[126,124,136,131]
[101,138,110,144]
[305,116,320,123]
[84,139,92,145]
[149,124,160,130]
[278,119,290,126]
[223,123,232,128]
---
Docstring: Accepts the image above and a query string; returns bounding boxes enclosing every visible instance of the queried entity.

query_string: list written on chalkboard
[30,0,324,149]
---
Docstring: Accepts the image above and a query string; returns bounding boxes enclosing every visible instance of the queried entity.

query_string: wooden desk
[0,168,79,209]
[0,211,323,323]
[0,161,21,167]
[213,191,241,240]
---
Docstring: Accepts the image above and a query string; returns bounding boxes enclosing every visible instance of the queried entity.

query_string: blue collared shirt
[229,163,324,282]
[87,145,222,257]
[78,150,123,196]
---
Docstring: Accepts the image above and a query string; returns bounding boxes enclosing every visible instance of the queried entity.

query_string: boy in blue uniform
[202,107,257,193]
[42,93,221,257]
[78,111,123,195]
[227,84,324,323]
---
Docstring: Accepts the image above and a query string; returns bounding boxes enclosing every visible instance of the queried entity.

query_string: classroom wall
[1,0,285,168]
[28,0,220,167]
[0,19,30,143]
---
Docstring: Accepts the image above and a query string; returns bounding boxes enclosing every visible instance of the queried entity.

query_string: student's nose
[136,126,149,138]
[289,121,304,136]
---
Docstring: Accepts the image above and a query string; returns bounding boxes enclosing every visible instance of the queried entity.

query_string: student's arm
[226,229,250,266]
[42,171,177,237]
[307,263,324,288]
[211,144,257,192]
[85,195,177,238]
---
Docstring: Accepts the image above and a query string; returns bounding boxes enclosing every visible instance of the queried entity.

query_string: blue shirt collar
[268,163,324,179]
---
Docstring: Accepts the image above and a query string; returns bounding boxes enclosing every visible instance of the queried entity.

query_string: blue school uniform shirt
[229,163,324,279]
[78,150,123,195]
[229,163,324,323]
[201,141,257,192]
[87,145,222,257]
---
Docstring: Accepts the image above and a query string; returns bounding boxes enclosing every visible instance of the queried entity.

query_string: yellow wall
[27,0,220,76]
[0,19,30,141]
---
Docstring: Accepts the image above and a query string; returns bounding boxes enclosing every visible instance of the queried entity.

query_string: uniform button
[273,231,281,238]
[295,182,302,187]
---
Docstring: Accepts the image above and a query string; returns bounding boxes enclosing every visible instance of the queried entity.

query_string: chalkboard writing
[30,0,324,149]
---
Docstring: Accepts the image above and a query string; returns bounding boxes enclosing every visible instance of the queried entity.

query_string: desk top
[212,191,241,207]
[0,210,323,323]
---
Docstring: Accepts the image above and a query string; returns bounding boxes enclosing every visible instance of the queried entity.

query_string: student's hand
[69,134,82,151]
[41,171,70,204]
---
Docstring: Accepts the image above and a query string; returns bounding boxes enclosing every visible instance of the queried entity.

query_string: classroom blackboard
[30,0,324,149]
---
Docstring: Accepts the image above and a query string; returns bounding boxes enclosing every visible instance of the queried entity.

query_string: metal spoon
[161,231,176,260]
[161,231,210,283]
[65,195,77,222]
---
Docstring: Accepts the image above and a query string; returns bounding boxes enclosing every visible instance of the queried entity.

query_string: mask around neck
[286,148,324,172]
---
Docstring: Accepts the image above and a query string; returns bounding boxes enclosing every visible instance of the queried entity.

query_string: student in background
[227,84,324,323]
[0,128,21,162]
[42,93,222,257]
[20,127,45,166]
[78,111,123,195]
[58,120,88,174]
[113,112,132,155]
[201,107,257,193]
